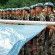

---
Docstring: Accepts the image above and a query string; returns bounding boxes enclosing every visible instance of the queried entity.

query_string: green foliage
[0,0,55,8]
[0,0,8,5]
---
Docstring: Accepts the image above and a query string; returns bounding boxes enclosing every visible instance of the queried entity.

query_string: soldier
[9,8,14,20]
[1,9,3,19]
[29,5,36,21]
[6,8,12,20]
[6,8,10,20]
[35,3,44,21]
[3,9,7,20]
[16,8,23,20]
[22,7,30,20]
[11,8,17,20]
[15,8,21,20]
[44,2,55,21]
[1,9,5,19]
[21,8,24,20]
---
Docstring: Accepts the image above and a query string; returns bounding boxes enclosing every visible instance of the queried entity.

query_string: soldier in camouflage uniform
[6,9,10,20]
[13,9,20,20]
[3,9,7,20]
[22,7,30,20]
[2,10,5,19]
[35,3,44,21]
[11,8,18,20]
[6,9,12,20]
[29,5,36,21]
[1,9,3,19]
[16,9,21,20]
[18,8,24,20]
[14,8,23,20]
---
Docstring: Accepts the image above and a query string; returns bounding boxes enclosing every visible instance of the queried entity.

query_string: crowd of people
[18,2,55,55]
[0,2,55,21]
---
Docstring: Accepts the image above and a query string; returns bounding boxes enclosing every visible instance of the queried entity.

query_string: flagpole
[0,20,55,25]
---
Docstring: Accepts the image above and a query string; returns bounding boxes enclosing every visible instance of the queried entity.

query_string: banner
[0,24,46,55]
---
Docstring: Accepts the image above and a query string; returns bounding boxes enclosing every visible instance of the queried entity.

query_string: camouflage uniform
[6,13,10,20]
[29,15,35,21]
[23,7,30,20]
[17,15,23,20]
[2,10,5,20]
[35,3,44,21]
[29,5,36,21]
[35,13,45,21]
[11,14,16,20]
[23,14,30,20]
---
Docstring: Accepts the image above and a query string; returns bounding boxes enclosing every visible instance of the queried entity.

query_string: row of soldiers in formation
[0,2,55,21]
[19,2,55,55]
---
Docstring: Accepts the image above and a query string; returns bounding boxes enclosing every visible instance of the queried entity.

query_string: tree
[0,0,55,8]
[0,0,9,5]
